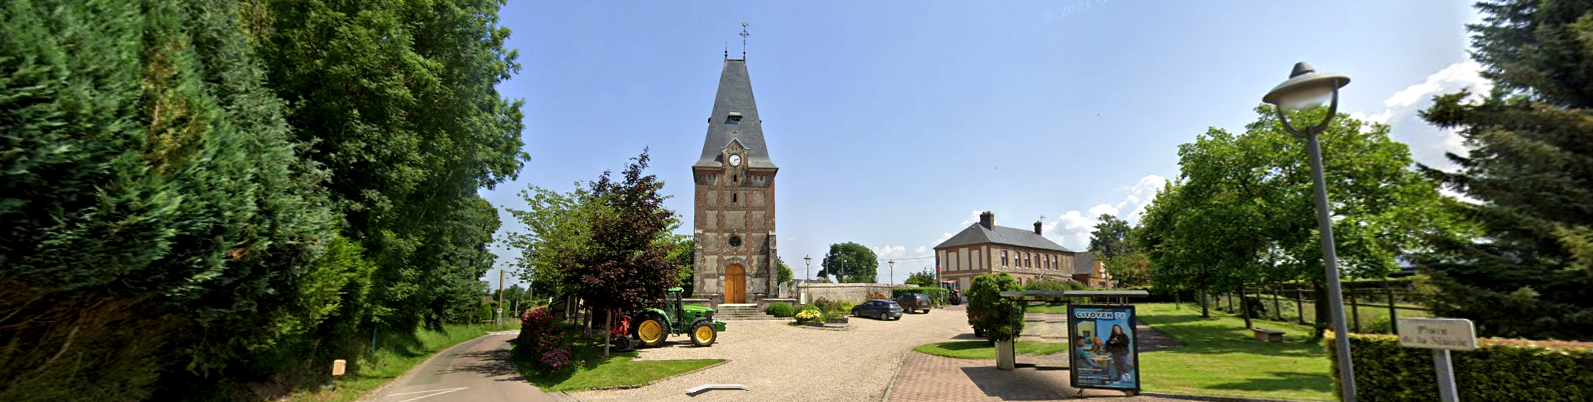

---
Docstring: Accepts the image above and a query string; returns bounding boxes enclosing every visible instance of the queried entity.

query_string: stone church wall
[797,283,896,305]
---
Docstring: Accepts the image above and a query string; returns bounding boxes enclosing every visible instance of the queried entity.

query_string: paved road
[567,306,972,402]
[368,332,556,402]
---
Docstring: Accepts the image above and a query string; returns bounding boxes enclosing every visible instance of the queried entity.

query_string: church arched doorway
[725,264,746,303]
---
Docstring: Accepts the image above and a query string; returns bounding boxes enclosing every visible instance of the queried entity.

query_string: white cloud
[1040,174,1170,251]
[957,210,983,227]
[874,245,908,258]
[915,246,928,254]
[1349,61,1493,172]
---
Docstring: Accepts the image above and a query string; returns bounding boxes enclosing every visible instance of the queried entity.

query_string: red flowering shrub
[516,306,576,372]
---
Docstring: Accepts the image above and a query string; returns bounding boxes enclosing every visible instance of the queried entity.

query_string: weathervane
[740,22,750,58]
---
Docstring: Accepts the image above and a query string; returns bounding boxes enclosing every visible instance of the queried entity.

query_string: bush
[967,273,1025,342]
[1327,333,1593,401]
[1022,278,1085,292]
[893,287,951,306]
[766,302,795,317]
[825,310,842,320]
[794,306,823,324]
[836,300,854,313]
[811,298,835,314]
[516,307,575,373]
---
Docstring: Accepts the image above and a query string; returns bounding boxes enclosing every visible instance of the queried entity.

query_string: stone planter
[995,340,1016,371]
[826,317,849,324]
[802,321,825,327]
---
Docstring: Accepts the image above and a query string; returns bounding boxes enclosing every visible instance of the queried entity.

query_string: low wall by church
[796,283,895,305]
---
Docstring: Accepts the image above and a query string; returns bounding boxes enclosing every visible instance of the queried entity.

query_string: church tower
[693,55,777,305]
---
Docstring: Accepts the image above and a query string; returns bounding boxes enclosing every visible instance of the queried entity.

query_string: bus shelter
[997,290,1149,396]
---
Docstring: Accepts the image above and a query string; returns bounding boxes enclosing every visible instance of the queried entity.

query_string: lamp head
[1262,62,1350,111]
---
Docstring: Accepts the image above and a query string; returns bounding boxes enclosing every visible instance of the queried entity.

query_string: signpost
[1397,318,1476,402]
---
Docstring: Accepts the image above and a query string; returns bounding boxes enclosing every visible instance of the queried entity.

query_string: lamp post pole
[1263,61,1356,402]
[803,255,812,302]
[888,259,895,285]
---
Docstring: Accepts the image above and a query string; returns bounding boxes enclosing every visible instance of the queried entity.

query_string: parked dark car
[895,293,931,314]
[851,299,903,320]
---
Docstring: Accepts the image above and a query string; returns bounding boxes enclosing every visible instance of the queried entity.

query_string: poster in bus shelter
[1067,305,1140,391]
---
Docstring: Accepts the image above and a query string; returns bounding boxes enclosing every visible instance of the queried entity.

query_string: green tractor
[630,287,726,347]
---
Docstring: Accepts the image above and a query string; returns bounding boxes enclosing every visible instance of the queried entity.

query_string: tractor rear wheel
[635,315,667,348]
[690,320,717,347]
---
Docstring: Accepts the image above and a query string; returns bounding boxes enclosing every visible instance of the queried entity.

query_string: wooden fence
[1206,284,1433,335]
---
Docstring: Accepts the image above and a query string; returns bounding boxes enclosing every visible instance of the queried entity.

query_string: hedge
[765,302,794,317]
[893,287,950,306]
[1327,333,1593,401]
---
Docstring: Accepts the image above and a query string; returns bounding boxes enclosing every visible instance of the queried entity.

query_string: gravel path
[565,306,972,402]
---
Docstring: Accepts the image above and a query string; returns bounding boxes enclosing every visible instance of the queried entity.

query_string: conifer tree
[1415,0,1593,340]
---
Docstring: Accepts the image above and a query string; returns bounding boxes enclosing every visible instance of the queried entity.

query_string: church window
[726,112,743,124]
[733,175,738,183]
[729,236,742,247]
[732,193,738,203]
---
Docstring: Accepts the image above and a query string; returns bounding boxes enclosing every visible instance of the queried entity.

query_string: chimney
[979,211,994,230]
[1034,221,1043,235]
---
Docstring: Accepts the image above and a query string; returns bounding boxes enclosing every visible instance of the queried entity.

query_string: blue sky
[480,1,1489,286]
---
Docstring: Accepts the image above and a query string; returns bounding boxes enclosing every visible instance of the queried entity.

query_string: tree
[512,150,680,316]
[1136,106,1454,336]
[817,242,880,283]
[0,0,364,398]
[1413,0,1593,340]
[1102,254,1152,288]
[967,273,1025,344]
[905,269,937,287]
[248,0,528,331]
[1088,214,1135,258]
[776,256,793,286]
[665,236,695,296]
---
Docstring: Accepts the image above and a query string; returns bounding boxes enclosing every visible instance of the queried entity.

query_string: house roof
[934,224,1074,253]
[694,58,776,170]
[1073,252,1097,275]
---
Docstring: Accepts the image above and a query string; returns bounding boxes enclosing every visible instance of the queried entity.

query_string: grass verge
[913,340,1068,359]
[283,322,519,402]
[514,334,723,392]
[1136,303,1334,401]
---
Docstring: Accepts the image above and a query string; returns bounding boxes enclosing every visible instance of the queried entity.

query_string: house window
[1001,250,1008,266]
[1024,253,1030,268]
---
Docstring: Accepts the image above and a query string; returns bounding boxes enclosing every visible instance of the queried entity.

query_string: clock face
[729,154,742,166]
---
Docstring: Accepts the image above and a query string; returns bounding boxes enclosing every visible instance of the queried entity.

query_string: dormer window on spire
[726,112,743,125]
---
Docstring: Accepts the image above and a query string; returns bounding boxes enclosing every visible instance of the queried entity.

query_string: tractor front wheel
[636,316,667,348]
[690,320,717,347]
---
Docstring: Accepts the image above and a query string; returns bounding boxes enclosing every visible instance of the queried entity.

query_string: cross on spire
[740,22,749,58]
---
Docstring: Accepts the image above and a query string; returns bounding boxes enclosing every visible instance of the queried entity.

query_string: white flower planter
[995,340,1016,371]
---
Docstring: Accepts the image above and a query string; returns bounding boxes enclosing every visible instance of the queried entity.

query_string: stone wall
[796,283,896,305]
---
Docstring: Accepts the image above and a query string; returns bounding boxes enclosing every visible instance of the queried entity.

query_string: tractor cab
[938,280,963,305]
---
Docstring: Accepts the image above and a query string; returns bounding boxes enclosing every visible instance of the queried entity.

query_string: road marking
[388,387,467,402]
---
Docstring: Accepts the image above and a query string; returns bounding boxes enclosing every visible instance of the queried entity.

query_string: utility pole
[496,269,505,326]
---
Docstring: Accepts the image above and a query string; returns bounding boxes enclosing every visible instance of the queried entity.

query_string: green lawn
[913,340,1069,359]
[514,334,723,392]
[285,322,520,402]
[1136,303,1334,401]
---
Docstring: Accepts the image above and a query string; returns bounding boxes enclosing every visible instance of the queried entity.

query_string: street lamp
[1262,61,1356,402]
[888,259,895,285]
[804,254,812,281]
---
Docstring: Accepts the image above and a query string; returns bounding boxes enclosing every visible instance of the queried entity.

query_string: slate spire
[694,58,775,169]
